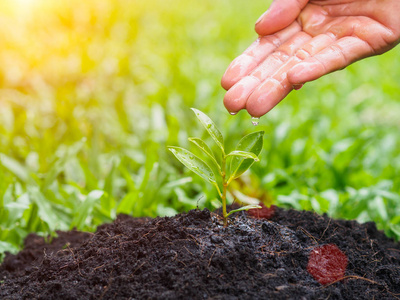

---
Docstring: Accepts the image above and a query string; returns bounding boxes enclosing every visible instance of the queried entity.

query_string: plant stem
[221,155,228,227]
[213,183,223,198]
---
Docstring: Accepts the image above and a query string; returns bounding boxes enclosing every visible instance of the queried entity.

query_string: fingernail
[255,11,268,26]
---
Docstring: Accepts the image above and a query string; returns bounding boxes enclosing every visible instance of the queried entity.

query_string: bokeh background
[1,0,400,256]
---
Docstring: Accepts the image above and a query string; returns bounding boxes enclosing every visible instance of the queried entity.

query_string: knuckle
[294,48,311,61]
[271,50,290,63]
[328,44,347,64]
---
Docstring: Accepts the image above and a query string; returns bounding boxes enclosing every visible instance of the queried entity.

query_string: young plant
[168,108,263,226]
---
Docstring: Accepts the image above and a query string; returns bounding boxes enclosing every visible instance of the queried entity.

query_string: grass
[0,0,400,258]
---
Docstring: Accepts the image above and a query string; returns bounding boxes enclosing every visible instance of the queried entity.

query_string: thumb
[255,0,309,36]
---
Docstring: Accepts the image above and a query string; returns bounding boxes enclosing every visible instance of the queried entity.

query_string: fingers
[288,36,374,84]
[243,35,373,117]
[300,9,396,54]
[323,0,400,41]
[245,79,288,117]
[245,56,304,117]
[223,76,261,113]
[255,0,309,36]
[224,0,400,117]
[221,22,301,90]
[224,30,312,113]
[244,34,335,116]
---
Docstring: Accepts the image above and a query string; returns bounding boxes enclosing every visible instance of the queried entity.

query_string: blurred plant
[168,108,263,226]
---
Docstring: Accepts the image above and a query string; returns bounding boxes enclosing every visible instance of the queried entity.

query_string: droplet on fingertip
[293,84,304,90]
[229,111,238,115]
[251,117,260,126]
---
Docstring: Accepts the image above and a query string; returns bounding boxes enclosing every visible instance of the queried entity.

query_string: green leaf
[389,224,400,240]
[188,137,220,169]
[28,186,60,230]
[42,139,85,189]
[0,241,19,259]
[168,146,216,184]
[156,204,178,217]
[71,190,104,229]
[231,190,260,205]
[227,205,262,217]
[229,131,264,180]
[117,191,138,214]
[191,108,224,152]
[4,193,30,226]
[391,215,400,225]
[0,154,29,182]
[227,150,259,161]
[102,157,119,215]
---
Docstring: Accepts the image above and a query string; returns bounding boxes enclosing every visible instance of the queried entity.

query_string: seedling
[168,108,263,226]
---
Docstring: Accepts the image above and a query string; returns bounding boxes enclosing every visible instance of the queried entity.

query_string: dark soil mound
[1,207,400,299]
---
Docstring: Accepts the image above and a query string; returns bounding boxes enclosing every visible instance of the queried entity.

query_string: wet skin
[221,0,400,117]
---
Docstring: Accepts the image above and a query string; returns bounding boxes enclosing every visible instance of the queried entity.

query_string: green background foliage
[0,0,399,257]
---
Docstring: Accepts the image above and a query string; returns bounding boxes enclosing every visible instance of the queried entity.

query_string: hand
[221,0,400,117]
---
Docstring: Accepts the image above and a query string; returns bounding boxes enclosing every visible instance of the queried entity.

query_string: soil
[1,206,400,300]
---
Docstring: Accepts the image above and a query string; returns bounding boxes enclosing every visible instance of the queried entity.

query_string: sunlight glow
[1,0,41,17]
[14,0,37,6]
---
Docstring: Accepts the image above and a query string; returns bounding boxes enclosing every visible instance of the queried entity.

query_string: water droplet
[229,111,238,115]
[293,84,304,90]
[251,117,260,126]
